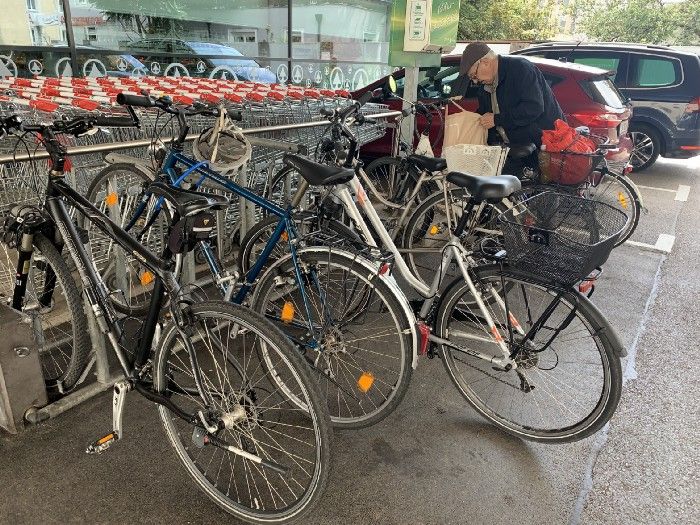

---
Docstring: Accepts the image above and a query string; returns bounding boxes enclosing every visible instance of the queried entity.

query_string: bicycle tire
[363,156,439,207]
[153,301,332,524]
[401,188,504,288]
[84,163,170,316]
[251,248,414,429]
[237,211,361,278]
[265,165,314,212]
[435,265,623,443]
[0,234,90,392]
[590,174,641,246]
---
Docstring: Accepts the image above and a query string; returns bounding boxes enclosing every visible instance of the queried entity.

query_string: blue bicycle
[84,93,415,428]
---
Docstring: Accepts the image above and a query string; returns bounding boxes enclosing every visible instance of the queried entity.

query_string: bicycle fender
[577,293,628,357]
[252,246,420,369]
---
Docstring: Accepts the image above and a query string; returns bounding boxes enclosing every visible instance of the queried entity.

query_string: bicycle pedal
[86,432,119,454]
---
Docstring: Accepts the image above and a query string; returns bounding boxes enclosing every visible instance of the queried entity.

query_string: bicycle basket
[538,149,604,186]
[498,192,627,286]
[444,144,509,177]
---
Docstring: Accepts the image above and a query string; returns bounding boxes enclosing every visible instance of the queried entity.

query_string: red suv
[354,55,633,166]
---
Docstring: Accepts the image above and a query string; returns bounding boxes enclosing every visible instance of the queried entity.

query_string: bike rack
[0,111,402,426]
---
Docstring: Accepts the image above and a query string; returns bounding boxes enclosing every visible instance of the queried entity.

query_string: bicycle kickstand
[85,379,130,454]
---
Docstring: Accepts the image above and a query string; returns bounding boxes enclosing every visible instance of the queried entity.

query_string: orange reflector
[357,372,375,393]
[280,301,295,323]
[105,192,118,207]
[140,271,154,286]
[617,192,628,209]
[429,225,439,235]
[490,326,503,343]
[280,231,288,242]
[97,433,115,445]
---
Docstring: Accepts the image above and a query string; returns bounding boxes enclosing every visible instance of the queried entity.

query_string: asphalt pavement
[1,157,698,524]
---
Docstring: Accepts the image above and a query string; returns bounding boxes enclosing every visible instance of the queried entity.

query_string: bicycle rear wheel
[251,248,413,429]
[154,302,331,524]
[435,265,622,443]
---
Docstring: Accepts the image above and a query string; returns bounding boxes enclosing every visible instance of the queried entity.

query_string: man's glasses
[468,59,482,81]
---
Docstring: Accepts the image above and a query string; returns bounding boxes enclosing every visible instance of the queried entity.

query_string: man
[459,42,564,156]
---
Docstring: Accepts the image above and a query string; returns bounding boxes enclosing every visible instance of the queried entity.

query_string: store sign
[389,0,460,67]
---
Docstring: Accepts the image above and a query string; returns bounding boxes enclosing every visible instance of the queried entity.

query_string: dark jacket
[475,56,564,146]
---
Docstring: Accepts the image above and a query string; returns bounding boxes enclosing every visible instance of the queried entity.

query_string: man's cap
[459,42,492,76]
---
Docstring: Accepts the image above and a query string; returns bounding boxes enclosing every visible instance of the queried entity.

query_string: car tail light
[570,111,623,128]
[684,97,700,114]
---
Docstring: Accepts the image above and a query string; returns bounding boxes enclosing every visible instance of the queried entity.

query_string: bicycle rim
[252,249,413,429]
[155,302,330,523]
[436,266,621,442]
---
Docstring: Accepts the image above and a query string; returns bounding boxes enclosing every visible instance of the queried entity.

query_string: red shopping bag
[539,119,596,185]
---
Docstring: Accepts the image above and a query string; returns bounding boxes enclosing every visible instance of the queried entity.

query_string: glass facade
[0,0,392,88]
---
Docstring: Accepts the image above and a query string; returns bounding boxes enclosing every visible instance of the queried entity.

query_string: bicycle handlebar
[116,92,243,121]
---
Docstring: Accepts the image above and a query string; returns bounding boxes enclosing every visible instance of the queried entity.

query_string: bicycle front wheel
[154,301,331,524]
[435,266,622,443]
[0,234,89,393]
[252,248,413,429]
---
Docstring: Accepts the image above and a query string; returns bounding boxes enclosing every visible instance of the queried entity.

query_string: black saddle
[408,154,447,173]
[507,143,537,159]
[446,172,521,201]
[149,182,229,217]
[284,154,355,186]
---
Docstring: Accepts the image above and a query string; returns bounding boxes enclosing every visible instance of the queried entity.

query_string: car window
[573,57,622,81]
[580,77,627,108]
[631,56,680,87]
[542,73,564,88]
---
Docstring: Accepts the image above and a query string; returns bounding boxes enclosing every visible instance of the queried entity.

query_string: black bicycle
[0,113,331,524]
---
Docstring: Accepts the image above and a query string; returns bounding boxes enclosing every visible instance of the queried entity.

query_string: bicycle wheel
[401,188,504,288]
[84,163,170,316]
[435,265,622,443]
[0,234,90,392]
[265,165,315,212]
[154,301,332,524]
[252,248,413,429]
[238,211,361,278]
[585,174,641,246]
[363,156,438,207]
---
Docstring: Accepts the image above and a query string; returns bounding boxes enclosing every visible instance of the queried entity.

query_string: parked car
[354,54,633,167]
[126,39,276,83]
[513,42,700,171]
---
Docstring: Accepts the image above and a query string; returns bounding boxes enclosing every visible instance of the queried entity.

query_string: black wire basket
[497,192,628,286]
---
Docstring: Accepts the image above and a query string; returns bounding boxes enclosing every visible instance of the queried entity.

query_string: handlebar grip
[320,107,335,117]
[92,115,136,128]
[357,91,372,106]
[116,93,155,108]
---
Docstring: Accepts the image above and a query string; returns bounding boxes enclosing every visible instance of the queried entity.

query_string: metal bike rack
[0,111,402,426]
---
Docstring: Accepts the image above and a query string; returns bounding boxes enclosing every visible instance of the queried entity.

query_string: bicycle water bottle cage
[168,212,217,254]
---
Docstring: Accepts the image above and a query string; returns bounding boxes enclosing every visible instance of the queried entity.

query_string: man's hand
[479,112,495,129]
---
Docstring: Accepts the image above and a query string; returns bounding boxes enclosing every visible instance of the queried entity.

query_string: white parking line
[636,184,692,202]
[675,185,691,202]
[625,234,676,254]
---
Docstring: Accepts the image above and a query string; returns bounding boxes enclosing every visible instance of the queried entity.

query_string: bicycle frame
[120,147,326,344]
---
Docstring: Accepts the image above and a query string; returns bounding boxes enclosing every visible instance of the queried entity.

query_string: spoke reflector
[617,192,628,209]
[140,271,154,286]
[429,225,440,235]
[281,301,295,323]
[105,192,118,207]
[357,372,375,393]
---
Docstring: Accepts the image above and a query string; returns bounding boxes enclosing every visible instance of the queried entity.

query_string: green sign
[388,0,461,68]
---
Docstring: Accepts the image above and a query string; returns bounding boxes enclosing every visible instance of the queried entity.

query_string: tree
[574,0,700,45]
[458,0,557,41]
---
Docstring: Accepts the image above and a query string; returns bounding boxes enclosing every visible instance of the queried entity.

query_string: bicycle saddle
[408,154,447,172]
[283,154,355,186]
[507,143,536,159]
[446,172,521,201]
[148,182,229,217]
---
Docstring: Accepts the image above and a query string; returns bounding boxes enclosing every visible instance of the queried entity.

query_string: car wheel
[629,123,661,172]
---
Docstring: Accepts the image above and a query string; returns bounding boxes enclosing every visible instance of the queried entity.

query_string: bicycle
[84,93,416,430]
[241,101,629,443]
[0,113,332,524]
